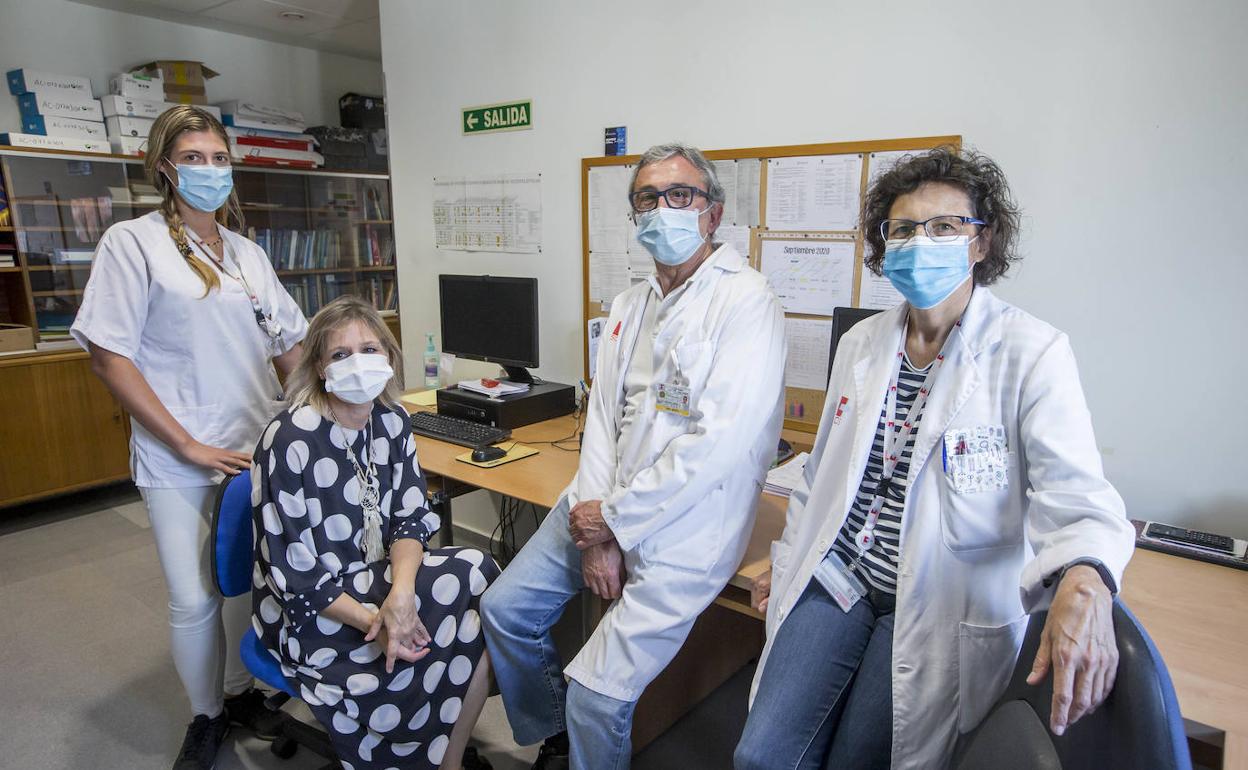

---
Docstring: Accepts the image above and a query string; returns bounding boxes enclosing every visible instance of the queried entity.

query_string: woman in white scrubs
[72,105,308,770]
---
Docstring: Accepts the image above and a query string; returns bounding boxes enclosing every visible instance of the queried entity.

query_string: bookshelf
[0,146,398,349]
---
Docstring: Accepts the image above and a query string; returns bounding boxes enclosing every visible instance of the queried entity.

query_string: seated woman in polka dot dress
[251,296,499,770]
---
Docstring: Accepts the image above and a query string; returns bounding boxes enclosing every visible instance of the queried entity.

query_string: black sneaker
[463,746,494,769]
[531,731,569,770]
[173,712,229,770]
[224,688,283,740]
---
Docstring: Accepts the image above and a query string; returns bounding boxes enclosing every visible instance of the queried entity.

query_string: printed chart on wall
[586,164,641,307]
[432,173,542,252]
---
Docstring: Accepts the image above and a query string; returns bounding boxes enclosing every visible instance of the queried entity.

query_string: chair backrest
[211,469,255,598]
[955,599,1192,770]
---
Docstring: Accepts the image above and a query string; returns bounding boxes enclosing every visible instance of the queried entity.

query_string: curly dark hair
[861,147,1022,285]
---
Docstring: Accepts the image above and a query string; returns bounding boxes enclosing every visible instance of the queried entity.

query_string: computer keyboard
[410,411,512,448]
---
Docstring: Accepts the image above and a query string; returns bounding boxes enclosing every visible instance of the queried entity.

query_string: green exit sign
[462,100,533,135]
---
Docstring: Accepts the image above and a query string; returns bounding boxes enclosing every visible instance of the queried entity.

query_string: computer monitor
[439,274,540,383]
[828,307,882,379]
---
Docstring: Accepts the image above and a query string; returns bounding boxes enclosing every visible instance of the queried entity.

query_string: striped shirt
[828,354,931,594]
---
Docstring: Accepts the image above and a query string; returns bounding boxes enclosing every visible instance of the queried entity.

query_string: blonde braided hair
[144,105,246,296]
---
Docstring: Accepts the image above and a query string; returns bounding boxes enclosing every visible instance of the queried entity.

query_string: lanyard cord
[188,234,282,340]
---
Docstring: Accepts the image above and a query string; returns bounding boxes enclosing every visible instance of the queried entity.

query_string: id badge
[812,552,868,613]
[655,382,691,417]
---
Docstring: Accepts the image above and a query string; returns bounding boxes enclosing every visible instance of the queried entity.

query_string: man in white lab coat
[482,143,786,769]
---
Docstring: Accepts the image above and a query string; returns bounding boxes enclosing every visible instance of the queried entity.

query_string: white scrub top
[71,211,308,488]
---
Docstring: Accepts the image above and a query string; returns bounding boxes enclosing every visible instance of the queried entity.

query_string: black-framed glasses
[880,215,986,242]
[629,185,709,213]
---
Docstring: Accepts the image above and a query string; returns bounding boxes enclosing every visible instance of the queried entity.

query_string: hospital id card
[813,552,868,613]
[655,382,691,416]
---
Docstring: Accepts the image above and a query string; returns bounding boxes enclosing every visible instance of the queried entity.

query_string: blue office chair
[953,599,1192,770]
[211,469,341,768]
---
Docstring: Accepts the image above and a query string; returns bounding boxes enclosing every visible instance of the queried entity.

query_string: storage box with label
[339,92,385,129]
[17,91,104,122]
[6,68,92,97]
[110,71,164,99]
[110,135,148,156]
[0,132,109,153]
[105,115,154,138]
[0,324,36,354]
[21,114,106,140]
[135,60,217,106]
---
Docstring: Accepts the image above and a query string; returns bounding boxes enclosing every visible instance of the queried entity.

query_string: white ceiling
[73,0,382,61]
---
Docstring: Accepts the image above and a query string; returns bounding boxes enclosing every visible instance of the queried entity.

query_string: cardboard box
[110,71,164,99]
[110,135,148,156]
[0,132,110,153]
[106,115,154,138]
[136,60,218,88]
[17,91,104,122]
[0,324,36,354]
[164,83,207,105]
[21,114,106,140]
[6,68,92,97]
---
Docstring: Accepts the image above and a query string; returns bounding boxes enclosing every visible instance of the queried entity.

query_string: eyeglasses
[880,215,986,242]
[629,185,709,213]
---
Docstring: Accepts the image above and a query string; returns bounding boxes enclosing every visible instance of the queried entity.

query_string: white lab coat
[561,244,786,701]
[753,288,1135,769]
[71,211,307,488]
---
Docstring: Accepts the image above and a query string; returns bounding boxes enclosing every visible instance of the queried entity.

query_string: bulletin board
[581,135,961,433]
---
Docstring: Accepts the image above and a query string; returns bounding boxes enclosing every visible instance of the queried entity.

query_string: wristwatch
[1044,558,1118,595]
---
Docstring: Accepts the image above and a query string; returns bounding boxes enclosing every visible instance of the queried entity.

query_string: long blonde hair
[287,296,405,412]
[144,105,245,296]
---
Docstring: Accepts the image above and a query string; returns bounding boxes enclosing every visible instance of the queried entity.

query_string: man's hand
[752,569,772,613]
[569,499,613,550]
[581,538,626,600]
[1027,565,1118,735]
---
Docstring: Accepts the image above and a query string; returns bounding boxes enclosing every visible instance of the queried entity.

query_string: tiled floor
[0,484,750,769]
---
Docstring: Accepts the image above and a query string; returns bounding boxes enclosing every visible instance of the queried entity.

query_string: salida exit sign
[462,100,533,135]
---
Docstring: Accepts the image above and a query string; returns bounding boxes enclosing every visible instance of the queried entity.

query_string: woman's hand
[1027,566,1118,735]
[367,588,432,673]
[752,569,772,613]
[180,440,252,475]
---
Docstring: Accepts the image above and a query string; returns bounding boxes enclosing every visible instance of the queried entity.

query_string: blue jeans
[735,581,895,770]
[481,502,635,770]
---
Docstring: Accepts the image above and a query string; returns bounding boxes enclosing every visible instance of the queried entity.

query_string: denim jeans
[481,501,636,770]
[735,581,895,770]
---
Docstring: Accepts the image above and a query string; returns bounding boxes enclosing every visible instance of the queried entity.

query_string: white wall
[382,0,1248,538]
[0,0,382,131]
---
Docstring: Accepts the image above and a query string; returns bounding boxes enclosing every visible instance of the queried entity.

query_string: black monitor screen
[439,275,539,368]
[828,307,882,379]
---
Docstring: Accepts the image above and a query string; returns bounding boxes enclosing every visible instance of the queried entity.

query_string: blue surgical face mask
[635,204,716,266]
[882,235,976,309]
[166,162,234,212]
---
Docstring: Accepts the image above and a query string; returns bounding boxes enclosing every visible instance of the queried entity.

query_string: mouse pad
[455,444,539,468]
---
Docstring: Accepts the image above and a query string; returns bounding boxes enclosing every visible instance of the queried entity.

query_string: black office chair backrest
[954,600,1192,770]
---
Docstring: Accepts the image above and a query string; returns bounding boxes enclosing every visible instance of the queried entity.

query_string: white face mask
[323,353,393,404]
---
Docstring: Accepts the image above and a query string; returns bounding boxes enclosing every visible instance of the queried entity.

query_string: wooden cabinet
[0,351,131,507]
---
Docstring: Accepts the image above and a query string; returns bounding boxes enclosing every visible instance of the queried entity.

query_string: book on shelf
[361,226,395,266]
[364,184,390,220]
[250,227,353,271]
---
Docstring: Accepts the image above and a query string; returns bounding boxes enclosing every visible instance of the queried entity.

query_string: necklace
[328,404,385,562]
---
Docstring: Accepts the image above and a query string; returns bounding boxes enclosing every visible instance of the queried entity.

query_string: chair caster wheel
[271,736,298,759]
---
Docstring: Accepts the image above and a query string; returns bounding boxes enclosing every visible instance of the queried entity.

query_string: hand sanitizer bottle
[423,333,439,388]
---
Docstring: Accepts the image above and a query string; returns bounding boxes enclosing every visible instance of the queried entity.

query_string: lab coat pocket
[169,403,223,446]
[940,450,1023,552]
[957,615,1028,733]
[639,483,725,575]
[673,339,714,407]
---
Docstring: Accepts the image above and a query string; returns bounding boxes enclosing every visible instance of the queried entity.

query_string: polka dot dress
[251,402,500,770]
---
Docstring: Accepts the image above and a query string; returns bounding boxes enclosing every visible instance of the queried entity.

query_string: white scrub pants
[140,485,253,717]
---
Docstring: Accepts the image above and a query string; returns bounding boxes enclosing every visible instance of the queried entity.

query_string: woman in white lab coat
[736,148,1135,770]
[72,105,308,770]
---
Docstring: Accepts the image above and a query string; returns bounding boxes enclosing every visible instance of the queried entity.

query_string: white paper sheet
[432,172,543,252]
[710,158,762,227]
[589,250,630,303]
[588,165,634,254]
[858,268,905,310]
[784,318,834,390]
[866,150,915,191]
[765,155,863,231]
[761,238,856,315]
[716,224,752,260]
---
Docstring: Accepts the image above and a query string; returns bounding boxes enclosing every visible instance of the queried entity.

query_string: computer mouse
[472,445,507,463]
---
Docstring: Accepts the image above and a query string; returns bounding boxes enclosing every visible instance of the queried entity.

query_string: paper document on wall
[784,318,834,390]
[432,173,542,252]
[866,150,914,191]
[761,237,855,315]
[766,155,863,231]
[589,250,630,303]
[711,158,762,227]
[588,165,634,253]
[717,225,752,260]
[858,267,905,310]
[587,317,606,380]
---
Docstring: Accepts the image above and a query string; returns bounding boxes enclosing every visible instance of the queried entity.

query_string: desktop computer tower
[436,380,576,429]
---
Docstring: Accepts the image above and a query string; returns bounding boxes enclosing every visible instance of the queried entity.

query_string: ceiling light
[279,11,306,21]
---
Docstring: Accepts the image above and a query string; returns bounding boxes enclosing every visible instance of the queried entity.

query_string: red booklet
[233,135,314,151]
[238,156,318,169]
